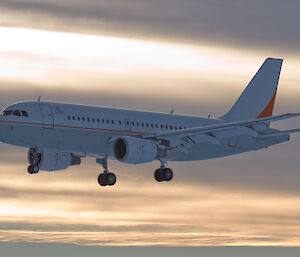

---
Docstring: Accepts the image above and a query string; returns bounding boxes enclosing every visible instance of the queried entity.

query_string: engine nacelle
[28,149,81,171]
[114,137,158,164]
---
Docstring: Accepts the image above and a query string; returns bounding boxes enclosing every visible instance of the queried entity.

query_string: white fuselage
[0,101,289,162]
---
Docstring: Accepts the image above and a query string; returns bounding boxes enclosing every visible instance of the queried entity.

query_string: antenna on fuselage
[37,96,41,102]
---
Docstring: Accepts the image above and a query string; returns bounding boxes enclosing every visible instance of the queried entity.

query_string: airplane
[1,58,300,187]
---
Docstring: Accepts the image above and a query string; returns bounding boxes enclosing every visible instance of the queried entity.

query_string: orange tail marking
[257,91,277,118]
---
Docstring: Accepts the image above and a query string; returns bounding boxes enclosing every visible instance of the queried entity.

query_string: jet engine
[28,149,81,171]
[114,137,158,164]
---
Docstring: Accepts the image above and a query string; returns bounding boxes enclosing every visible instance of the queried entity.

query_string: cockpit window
[1,110,13,116]
[13,110,21,116]
[1,109,29,117]
[21,110,28,117]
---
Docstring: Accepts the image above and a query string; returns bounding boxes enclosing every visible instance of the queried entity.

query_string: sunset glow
[1,23,300,248]
[2,27,299,84]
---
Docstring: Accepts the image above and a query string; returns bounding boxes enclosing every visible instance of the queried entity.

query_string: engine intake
[114,137,158,164]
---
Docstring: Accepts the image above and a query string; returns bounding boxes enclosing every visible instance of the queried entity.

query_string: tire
[162,168,173,181]
[33,165,39,173]
[107,173,116,186]
[28,165,39,174]
[154,169,163,182]
[98,173,107,186]
[27,165,34,174]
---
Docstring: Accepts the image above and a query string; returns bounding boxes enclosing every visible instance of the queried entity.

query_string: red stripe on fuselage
[0,120,148,135]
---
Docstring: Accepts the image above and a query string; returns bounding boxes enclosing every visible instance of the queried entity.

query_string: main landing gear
[154,160,173,182]
[27,148,40,174]
[96,158,116,187]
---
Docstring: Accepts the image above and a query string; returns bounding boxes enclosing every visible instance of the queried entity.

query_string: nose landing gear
[27,148,41,174]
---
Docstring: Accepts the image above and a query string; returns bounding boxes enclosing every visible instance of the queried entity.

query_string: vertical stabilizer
[221,58,283,121]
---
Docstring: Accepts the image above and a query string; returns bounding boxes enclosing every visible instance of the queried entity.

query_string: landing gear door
[124,118,131,131]
[39,104,54,129]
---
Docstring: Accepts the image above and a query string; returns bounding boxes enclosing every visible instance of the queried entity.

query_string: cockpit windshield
[1,110,13,116]
[1,110,29,117]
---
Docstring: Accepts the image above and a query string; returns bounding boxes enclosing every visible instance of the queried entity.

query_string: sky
[1,0,300,254]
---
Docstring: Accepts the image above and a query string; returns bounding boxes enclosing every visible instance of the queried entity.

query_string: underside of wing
[142,113,300,150]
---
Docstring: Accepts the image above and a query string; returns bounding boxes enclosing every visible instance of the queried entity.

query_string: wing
[142,113,300,149]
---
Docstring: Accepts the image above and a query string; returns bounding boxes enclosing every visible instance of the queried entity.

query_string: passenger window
[102,119,105,123]
[151,124,154,128]
[155,124,158,128]
[21,110,28,117]
[160,125,163,129]
[13,110,21,116]
[82,117,85,121]
[72,116,76,120]
[119,120,122,125]
[77,117,80,121]
[165,125,168,129]
[137,122,140,127]
[107,120,110,124]
[146,123,149,127]
[175,126,178,130]
[92,118,95,122]
[179,126,182,129]
[111,120,114,124]
[67,116,70,120]
[132,122,135,126]
[141,122,144,127]
[170,125,173,129]
[97,118,100,123]
[87,118,90,122]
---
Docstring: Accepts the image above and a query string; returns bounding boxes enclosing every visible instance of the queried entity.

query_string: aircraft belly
[169,134,289,161]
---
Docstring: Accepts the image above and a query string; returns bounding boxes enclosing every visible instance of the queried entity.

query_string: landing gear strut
[27,148,40,174]
[154,160,173,182]
[96,157,116,186]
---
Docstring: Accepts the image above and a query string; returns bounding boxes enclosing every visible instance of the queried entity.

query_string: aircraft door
[124,118,131,131]
[39,104,54,129]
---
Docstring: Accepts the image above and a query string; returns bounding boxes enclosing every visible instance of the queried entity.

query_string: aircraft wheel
[107,173,116,186]
[154,169,164,182]
[98,173,107,186]
[27,165,39,174]
[98,172,116,186]
[162,168,173,181]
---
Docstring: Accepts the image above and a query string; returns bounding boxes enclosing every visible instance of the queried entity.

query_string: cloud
[1,154,300,246]
[0,0,300,52]
[0,14,300,246]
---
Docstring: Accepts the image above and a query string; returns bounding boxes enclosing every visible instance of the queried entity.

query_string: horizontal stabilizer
[258,128,300,138]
